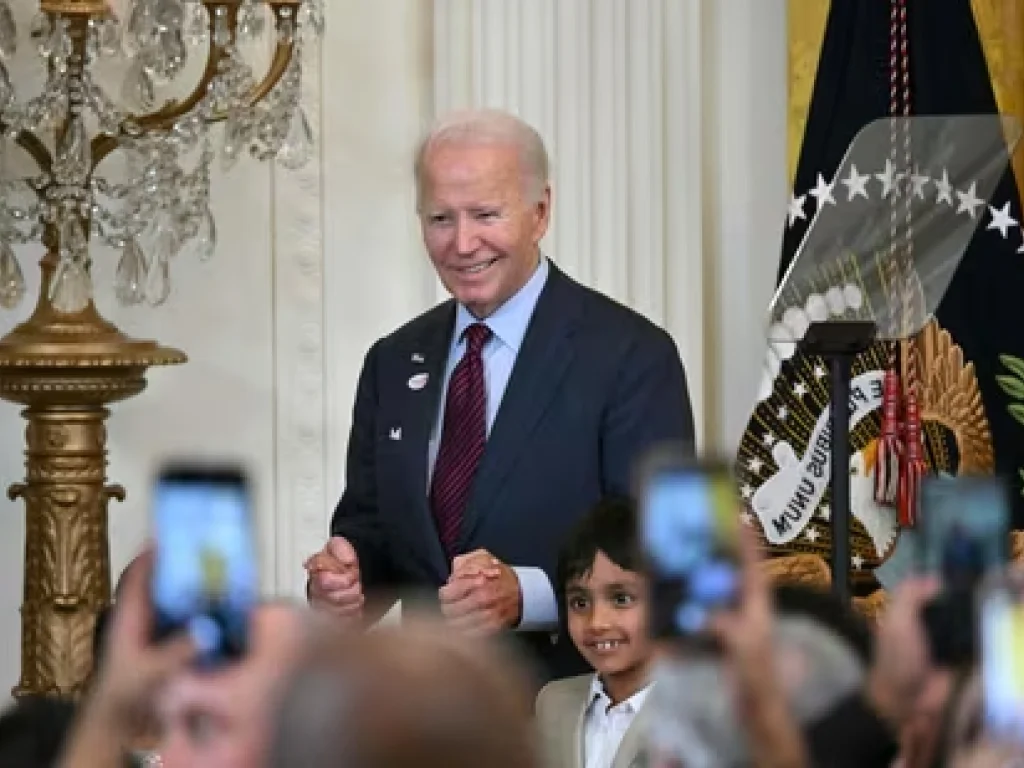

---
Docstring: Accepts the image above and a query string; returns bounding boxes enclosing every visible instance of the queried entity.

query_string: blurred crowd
[0,491,1018,768]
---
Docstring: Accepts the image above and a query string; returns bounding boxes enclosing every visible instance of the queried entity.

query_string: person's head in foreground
[266,620,539,768]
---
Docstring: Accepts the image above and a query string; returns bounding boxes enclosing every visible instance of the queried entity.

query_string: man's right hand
[304,536,365,621]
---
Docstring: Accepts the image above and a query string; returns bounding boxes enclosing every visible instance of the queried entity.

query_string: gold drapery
[788,0,1024,192]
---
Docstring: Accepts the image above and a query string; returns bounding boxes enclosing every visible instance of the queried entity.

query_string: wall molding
[432,0,707,443]
[272,39,327,598]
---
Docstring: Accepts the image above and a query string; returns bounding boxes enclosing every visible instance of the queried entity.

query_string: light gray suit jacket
[534,674,650,768]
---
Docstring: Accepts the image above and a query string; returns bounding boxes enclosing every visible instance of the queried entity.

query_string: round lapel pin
[408,373,429,390]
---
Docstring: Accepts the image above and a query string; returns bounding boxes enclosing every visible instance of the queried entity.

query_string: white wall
[703,0,789,450]
[0,0,787,694]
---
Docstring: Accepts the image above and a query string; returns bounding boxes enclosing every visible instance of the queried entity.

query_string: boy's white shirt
[582,675,652,768]
[535,673,653,768]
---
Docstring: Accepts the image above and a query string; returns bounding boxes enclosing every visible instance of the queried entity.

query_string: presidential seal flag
[736,0,1024,598]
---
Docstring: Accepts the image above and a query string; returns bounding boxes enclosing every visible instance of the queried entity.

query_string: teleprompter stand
[800,321,877,604]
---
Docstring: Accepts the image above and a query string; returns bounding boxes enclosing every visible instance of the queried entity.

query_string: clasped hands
[305,539,522,637]
[439,549,523,636]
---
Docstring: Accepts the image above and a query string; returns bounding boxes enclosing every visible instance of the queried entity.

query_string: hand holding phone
[637,449,741,643]
[151,462,258,668]
[918,474,1010,667]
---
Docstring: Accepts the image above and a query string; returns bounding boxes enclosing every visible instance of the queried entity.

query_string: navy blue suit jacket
[330,262,696,681]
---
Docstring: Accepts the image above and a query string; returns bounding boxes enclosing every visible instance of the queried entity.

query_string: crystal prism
[212,12,231,47]
[0,239,24,309]
[183,2,208,46]
[99,14,122,57]
[29,12,50,56]
[145,252,170,306]
[237,1,265,40]
[49,258,92,314]
[150,216,180,263]
[193,208,216,261]
[0,61,11,108]
[0,2,16,59]
[221,115,244,171]
[51,21,72,66]
[125,1,156,55]
[122,60,156,111]
[152,28,187,82]
[85,24,100,61]
[155,0,184,29]
[277,108,312,169]
[114,238,147,305]
[59,215,87,255]
[300,1,325,38]
[56,116,91,184]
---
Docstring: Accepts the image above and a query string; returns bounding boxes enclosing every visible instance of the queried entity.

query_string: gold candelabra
[0,0,320,697]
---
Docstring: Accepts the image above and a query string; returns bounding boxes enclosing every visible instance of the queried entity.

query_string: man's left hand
[439,549,522,635]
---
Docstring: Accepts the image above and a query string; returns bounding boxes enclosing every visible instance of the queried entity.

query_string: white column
[702,0,788,452]
[432,0,708,444]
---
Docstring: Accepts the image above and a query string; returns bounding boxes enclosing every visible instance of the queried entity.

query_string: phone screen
[641,463,740,639]
[151,465,257,666]
[919,474,1009,582]
[980,579,1024,743]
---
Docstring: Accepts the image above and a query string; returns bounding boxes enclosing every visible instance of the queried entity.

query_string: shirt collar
[586,674,653,716]
[452,254,549,352]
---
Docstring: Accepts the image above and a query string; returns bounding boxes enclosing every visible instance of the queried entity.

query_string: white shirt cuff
[512,566,559,631]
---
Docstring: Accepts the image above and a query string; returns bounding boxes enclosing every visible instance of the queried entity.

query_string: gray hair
[646,616,866,768]
[413,109,550,209]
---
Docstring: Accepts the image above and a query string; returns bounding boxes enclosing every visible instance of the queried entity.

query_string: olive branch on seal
[997,354,1024,496]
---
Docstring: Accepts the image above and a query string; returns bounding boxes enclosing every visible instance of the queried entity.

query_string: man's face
[154,606,305,768]
[156,677,263,768]
[418,141,550,319]
[566,551,651,682]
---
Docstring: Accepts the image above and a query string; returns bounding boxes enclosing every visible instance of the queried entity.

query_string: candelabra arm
[242,39,295,115]
[91,37,224,168]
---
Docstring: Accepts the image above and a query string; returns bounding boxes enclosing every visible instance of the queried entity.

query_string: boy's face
[566,551,651,683]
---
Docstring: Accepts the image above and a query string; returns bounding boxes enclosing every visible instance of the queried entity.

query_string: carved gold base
[0,301,184,698]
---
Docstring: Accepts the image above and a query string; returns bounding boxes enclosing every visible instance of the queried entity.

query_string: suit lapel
[458,265,582,547]
[571,700,585,768]
[611,699,651,768]
[561,675,591,768]
[394,302,455,578]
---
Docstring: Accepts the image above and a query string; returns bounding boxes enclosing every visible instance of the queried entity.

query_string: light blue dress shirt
[427,256,558,630]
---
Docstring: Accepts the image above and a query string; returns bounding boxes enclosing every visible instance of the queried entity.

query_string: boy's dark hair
[0,694,77,767]
[555,496,642,623]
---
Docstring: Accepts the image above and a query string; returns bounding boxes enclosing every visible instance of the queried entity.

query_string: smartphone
[151,462,258,667]
[919,474,1010,581]
[919,473,1010,667]
[637,448,741,641]
[979,571,1024,744]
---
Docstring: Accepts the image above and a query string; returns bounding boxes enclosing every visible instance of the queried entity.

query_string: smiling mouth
[588,640,626,653]
[455,257,498,275]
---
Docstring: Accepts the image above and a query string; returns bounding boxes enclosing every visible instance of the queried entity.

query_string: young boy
[535,496,653,768]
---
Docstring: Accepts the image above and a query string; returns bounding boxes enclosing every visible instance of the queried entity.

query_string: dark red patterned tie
[430,322,492,559]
